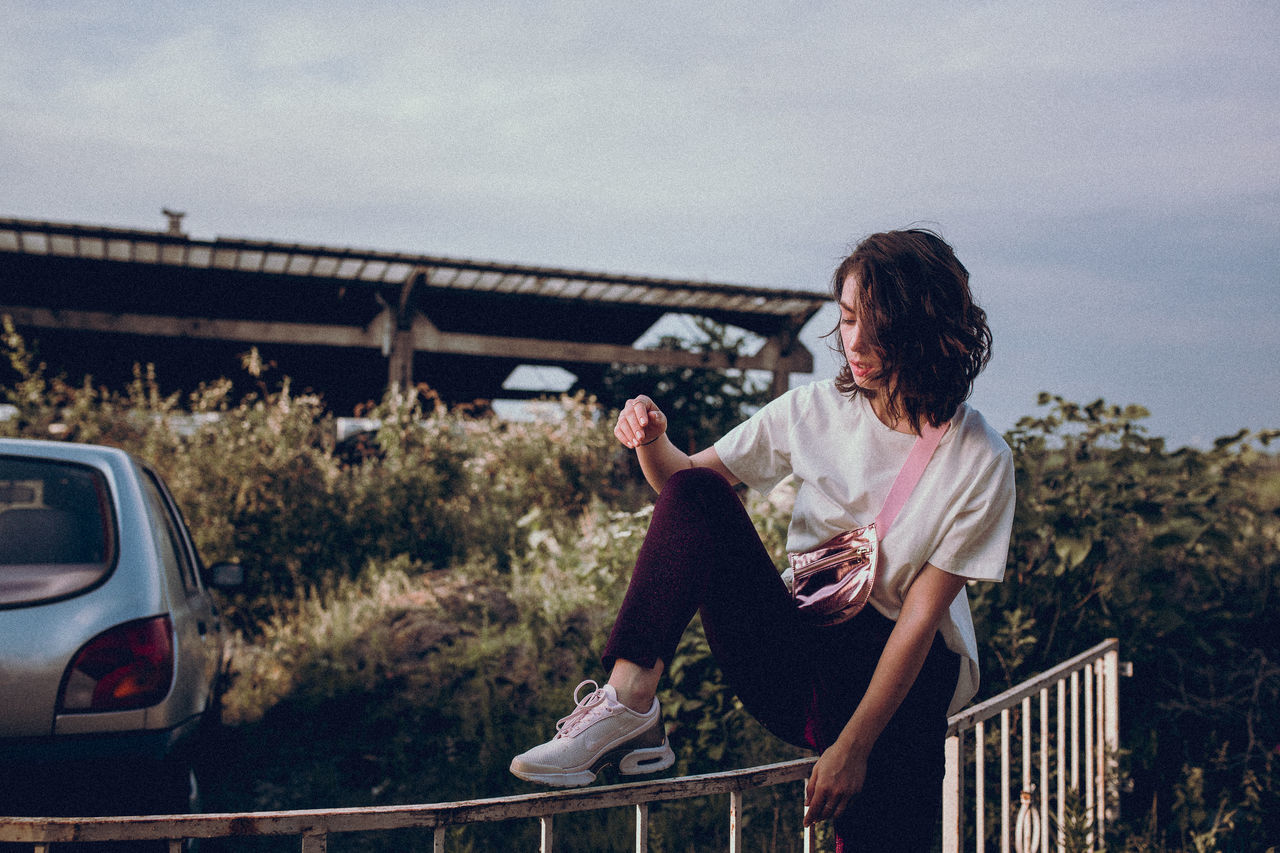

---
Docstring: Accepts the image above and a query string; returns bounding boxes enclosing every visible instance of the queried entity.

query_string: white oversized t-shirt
[713,380,1015,714]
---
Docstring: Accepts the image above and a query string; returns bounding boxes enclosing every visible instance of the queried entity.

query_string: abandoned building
[0,213,829,414]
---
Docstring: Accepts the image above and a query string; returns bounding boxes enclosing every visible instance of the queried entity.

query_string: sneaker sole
[510,738,676,787]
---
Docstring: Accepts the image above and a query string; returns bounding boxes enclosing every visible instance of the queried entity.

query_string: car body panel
[0,438,226,780]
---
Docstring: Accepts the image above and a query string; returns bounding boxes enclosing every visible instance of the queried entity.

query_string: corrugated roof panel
[558,279,588,298]
[426,267,460,287]
[453,269,485,288]
[187,245,213,268]
[237,250,264,272]
[286,254,317,276]
[262,252,289,274]
[79,237,106,260]
[107,239,132,262]
[134,242,159,263]
[472,271,503,290]
[20,232,49,254]
[492,273,524,293]
[383,262,413,282]
[336,258,364,279]
[312,256,340,276]
[539,276,570,296]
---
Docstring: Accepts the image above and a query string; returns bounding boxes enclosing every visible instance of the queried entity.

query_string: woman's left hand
[804,742,868,826]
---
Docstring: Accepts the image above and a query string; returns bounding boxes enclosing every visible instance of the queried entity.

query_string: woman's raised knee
[662,466,736,502]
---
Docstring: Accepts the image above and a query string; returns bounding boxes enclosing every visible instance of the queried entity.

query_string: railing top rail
[0,758,817,845]
[946,637,1119,734]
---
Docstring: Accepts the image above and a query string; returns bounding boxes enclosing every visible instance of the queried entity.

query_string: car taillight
[58,616,174,713]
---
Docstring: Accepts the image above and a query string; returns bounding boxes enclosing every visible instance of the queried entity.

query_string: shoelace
[554,679,614,739]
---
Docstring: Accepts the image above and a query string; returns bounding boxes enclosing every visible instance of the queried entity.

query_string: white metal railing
[0,640,1122,852]
[942,638,1123,853]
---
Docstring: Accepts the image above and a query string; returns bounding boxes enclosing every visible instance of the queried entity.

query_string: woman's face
[839,274,887,392]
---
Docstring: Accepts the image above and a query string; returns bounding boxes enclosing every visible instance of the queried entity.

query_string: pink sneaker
[510,680,675,786]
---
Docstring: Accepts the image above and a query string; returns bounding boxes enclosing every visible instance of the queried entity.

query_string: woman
[510,229,1016,850]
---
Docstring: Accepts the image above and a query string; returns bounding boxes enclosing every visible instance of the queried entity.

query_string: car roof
[0,437,138,466]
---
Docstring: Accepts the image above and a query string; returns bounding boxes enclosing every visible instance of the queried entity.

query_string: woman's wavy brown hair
[831,229,992,432]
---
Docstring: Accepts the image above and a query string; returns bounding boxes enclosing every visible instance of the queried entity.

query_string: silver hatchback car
[0,437,239,817]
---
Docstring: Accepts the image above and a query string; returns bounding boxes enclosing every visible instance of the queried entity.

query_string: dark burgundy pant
[603,468,959,852]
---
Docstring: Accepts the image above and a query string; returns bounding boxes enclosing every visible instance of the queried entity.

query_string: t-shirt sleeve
[713,390,798,495]
[929,446,1015,583]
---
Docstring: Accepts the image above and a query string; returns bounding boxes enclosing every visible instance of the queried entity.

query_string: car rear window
[0,456,116,607]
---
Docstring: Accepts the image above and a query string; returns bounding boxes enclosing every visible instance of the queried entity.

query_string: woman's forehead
[838,273,861,307]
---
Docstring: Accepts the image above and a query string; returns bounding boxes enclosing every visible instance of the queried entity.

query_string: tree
[591,317,775,453]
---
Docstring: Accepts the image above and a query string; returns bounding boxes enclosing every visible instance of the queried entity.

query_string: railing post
[977,719,987,852]
[635,802,649,853]
[301,830,327,852]
[1040,688,1050,853]
[540,815,554,853]
[942,730,961,853]
[729,790,743,852]
[1104,646,1121,828]
[1001,706,1011,853]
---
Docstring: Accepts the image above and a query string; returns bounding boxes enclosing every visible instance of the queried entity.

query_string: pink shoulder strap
[874,420,949,537]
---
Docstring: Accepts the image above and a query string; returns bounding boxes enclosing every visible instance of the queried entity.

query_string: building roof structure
[0,215,829,412]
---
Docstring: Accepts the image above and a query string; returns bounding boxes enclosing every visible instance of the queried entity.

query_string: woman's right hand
[615,395,668,449]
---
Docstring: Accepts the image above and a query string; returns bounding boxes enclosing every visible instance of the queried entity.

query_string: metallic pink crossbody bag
[787,422,949,626]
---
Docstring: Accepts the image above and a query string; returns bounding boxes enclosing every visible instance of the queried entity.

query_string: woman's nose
[846,322,865,353]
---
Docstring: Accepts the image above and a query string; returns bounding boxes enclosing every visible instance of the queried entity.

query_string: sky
[2,1,1277,449]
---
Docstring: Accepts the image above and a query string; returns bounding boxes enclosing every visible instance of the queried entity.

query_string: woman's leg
[822,611,960,853]
[512,467,810,786]
[603,466,814,745]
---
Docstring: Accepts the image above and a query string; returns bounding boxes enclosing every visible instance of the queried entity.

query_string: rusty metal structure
[0,215,828,412]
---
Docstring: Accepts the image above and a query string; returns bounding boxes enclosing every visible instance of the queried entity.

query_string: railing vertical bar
[1001,706,1011,853]
[540,815,554,853]
[1040,687,1050,853]
[976,719,986,853]
[803,811,817,853]
[729,790,743,853]
[635,802,649,853]
[1085,663,1095,851]
[434,825,446,853]
[301,830,327,853]
[1020,696,1032,853]
[1022,696,1032,794]
[1057,677,1066,853]
[944,730,961,853]
[1095,661,1107,847]
[1071,669,1080,791]
[1104,647,1121,830]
